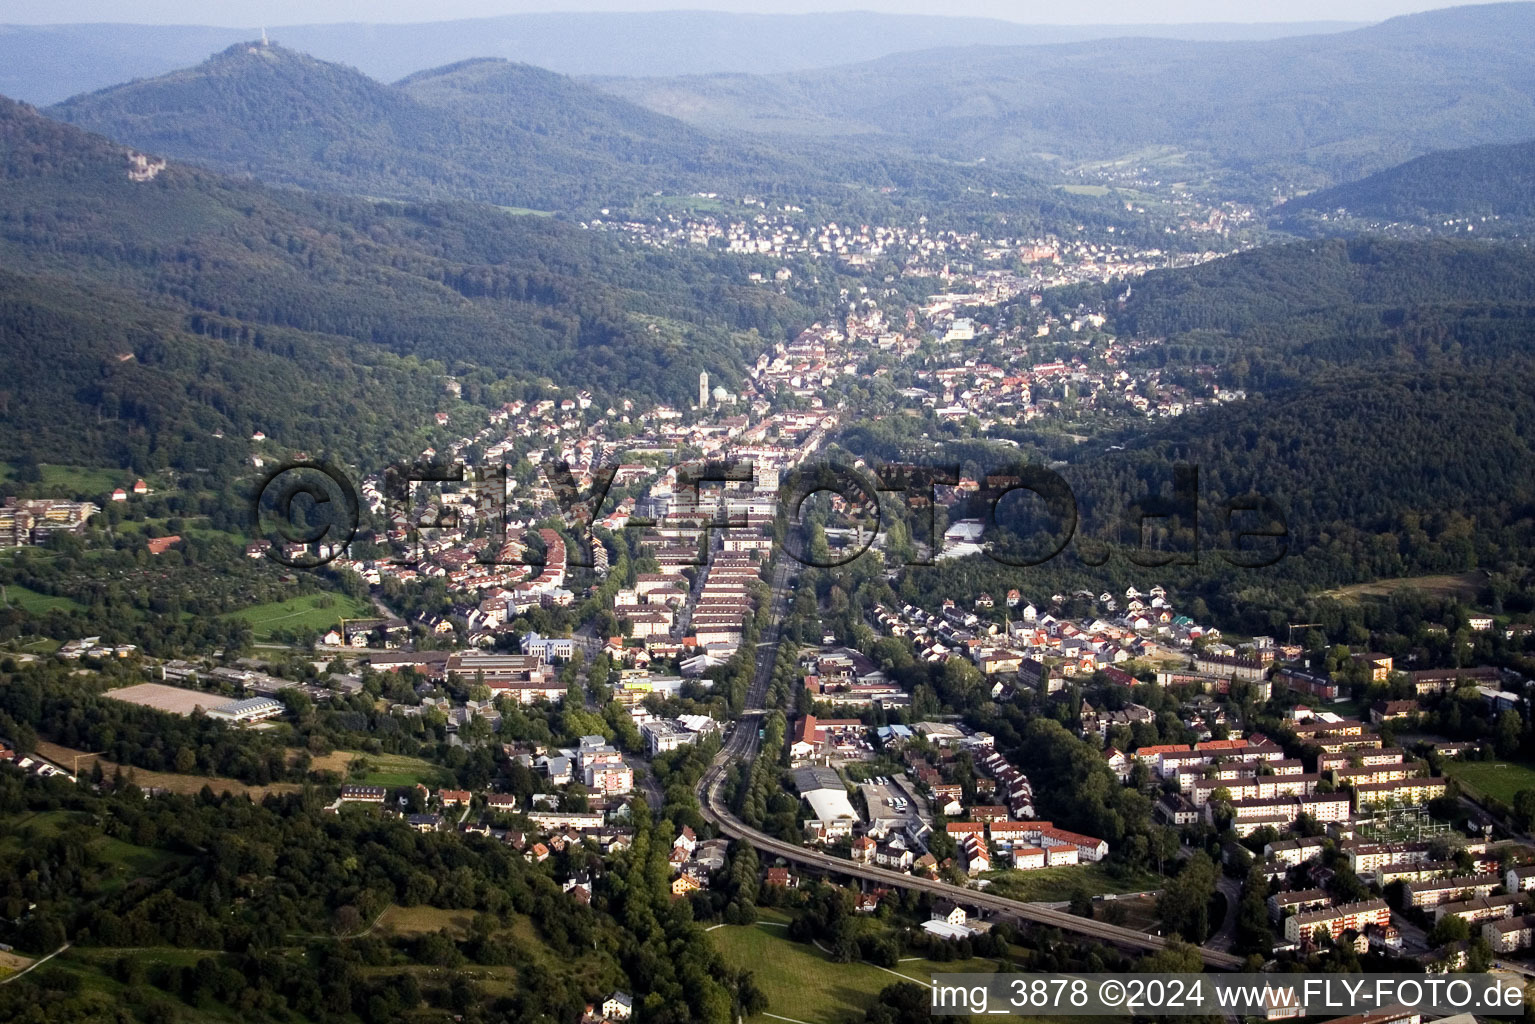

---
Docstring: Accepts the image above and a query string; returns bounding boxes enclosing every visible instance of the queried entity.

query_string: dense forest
[1108,236,1535,346]
[0,767,750,1024]
[0,97,827,471]
[1061,370,1535,580]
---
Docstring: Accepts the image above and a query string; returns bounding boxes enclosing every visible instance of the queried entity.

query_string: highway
[695,555,1245,972]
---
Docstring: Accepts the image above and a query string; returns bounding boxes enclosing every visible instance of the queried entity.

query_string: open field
[979,863,1163,904]
[0,809,185,896]
[0,462,123,498]
[0,634,62,654]
[0,584,86,615]
[710,920,1115,1024]
[1441,758,1535,805]
[305,749,453,788]
[33,740,301,800]
[1096,894,1160,933]
[226,593,374,641]
[375,904,476,938]
[1322,572,1483,602]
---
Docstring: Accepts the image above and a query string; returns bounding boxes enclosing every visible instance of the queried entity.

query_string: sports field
[1441,758,1535,805]
[102,682,226,716]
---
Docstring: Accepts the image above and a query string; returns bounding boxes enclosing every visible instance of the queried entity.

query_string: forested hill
[1279,139,1535,223]
[1115,237,1535,337]
[1098,237,1535,388]
[984,368,1535,637]
[0,97,815,474]
[45,42,784,212]
[1046,237,1535,596]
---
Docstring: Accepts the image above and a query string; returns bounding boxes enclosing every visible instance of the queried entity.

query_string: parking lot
[858,775,923,825]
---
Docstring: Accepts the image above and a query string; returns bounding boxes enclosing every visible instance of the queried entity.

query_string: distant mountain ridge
[593,2,1535,187]
[1280,138,1535,222]
[0,13,1364,106]
[40,41,1178,234]
[43,42,799,211]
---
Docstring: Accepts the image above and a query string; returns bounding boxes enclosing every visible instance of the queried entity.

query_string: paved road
[0,943,69,985]
[1207,873,1242,952]
[698,722,1241,969]
[694,557,1243,971]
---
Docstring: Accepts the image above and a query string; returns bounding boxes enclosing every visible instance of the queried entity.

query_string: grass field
[30,947,251,1020]
[1096,894,1160,933]
[1323,572,1483,602]
[0,584,86,615]
[710,920,1117,1024]
[1057,184,1111,197]
[0,462,123,498]
[226,592,374,641]
[710,921,997,1023]
[307,749,454,788]
[33,740,301,800]
[0,634,62,654]
[979,864,1163,904]
[375,904,476,938]
[1441,758,1535,805]
[1319,697,1367,719]
[0,809,184,895]
[359,910,612,999]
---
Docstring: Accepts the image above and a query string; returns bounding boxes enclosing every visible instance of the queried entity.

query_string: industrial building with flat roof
[207,696,285,723]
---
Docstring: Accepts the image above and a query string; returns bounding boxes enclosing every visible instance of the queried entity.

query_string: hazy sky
[0,0,1470,26]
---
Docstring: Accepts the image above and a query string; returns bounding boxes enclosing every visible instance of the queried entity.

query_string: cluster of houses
[1258,830,1535,961]
[1119,685,1535,963]
[668,826,731,897]
[0,741,76,783]
[332,780,635,863]
[57,636,138,660]
[594,205,1236,425]
[801,649,905,708]
[789,713,1110,885]
[872,585,1224,699]
[1139,720,1457,839]
[941,819,1107,876]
